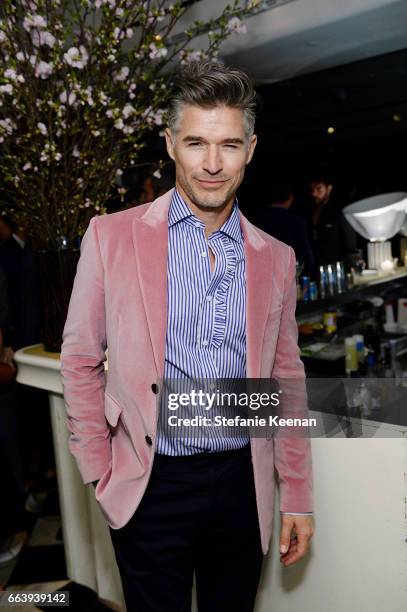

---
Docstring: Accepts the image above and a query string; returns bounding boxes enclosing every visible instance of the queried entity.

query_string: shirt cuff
[281,512,313,515]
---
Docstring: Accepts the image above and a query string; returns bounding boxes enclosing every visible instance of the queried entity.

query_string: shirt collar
[168,188,243,243]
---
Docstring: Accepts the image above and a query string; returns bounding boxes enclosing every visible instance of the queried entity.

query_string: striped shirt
[156,189,250,455]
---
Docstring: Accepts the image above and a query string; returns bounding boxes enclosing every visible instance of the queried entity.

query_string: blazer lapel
[131,190,174,379]
[240,214,272,378]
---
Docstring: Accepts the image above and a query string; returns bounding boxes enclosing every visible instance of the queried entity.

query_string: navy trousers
[109,443,264,612]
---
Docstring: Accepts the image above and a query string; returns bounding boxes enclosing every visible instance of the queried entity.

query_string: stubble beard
[178,175,240,212]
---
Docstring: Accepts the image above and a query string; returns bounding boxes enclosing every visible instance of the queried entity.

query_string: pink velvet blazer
[60,188,313,555]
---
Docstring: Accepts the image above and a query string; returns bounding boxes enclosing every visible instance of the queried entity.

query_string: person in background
[254,181,314,275]
[0,265,27,565]
[307,171,357,269]
[0,212,54,505]
[0,213,41,351]
[139,165,175,204]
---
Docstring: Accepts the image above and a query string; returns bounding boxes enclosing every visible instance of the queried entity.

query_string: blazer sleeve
[60,215,111,485]
[271,246,314,513]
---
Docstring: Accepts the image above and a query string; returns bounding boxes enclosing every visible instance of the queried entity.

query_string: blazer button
[151,383,159,394]
[145,435,153,446]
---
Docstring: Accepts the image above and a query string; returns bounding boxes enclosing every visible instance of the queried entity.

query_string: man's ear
[246,134,257,165]
[164,128,175,161]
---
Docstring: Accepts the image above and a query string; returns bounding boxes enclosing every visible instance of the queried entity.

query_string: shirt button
[206,295,213,301]
[202,339,208,346]
[195,221,200,227]
[151,383,159,394]
[145,435,153,446]
[201,251,207,257]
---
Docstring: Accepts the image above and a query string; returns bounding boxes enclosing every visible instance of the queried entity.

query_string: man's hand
[0,345,16,371]
[279,514,314,567]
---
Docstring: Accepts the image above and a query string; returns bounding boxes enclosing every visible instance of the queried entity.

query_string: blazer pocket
[104,392,123,428]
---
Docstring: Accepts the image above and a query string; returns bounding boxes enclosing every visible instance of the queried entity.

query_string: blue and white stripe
[156,189,250,455]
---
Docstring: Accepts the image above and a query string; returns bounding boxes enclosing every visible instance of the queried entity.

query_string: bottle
[336,261,345,293]
[353,334,365,367]
[323,309,337,334]
[318,265,327,299]
[310,281,318,301]
[345,337,358,375]
[365,351,381,411]
[326,264,335,296]
[301,276,310,302]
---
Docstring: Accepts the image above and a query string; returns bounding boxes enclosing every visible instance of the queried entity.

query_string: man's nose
[202,145,223,174]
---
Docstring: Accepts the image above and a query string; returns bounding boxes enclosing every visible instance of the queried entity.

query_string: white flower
[122,104,135,119]
[16,51,25,61]
[114,66,129,82]
[122,125,134,134]
[0,118,15,135]
[64,46,89,69]
[54,152,62,161]
[186,50,203,63]
[23,162,32,171]
[72,146,80,158]
[153,169,161,179]
[0,84,13,94]
[126,28,133,39]
[31,30,56,48]
[37,122,47,135]
[106,109,114,118]
[23,14,47,31]
[149,43,168,60]
[92,130,100,136]
[59,90,77,105]
[22,1,40,11]
[34,60,53,79]
[0,31,6,43]
[151,110,164,126]
[227,17,247,34]
[4,68,17,80]
[116,8,124,16]
[114,118,124,130]
[116,168,123,176]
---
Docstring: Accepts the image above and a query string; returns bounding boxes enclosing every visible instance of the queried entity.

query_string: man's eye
[188,142,202,147]
[224,144,238,149]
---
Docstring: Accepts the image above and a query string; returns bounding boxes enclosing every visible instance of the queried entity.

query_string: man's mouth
[196,178,228,188]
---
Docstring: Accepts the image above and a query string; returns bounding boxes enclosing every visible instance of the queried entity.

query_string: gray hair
[167,60,257,140]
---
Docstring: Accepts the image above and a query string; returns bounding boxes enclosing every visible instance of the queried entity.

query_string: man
[308,172,357,268]
[61,61,314,612]
[0,265,27,565]
[139,166,175,204]
[254,180,315,275]
[0,213,41,351]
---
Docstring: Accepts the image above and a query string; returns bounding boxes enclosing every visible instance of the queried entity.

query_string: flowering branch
[0,0,256,248]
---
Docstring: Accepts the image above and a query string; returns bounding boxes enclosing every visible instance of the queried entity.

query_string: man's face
[165,104,257,211]
[140,177,155,204]
[310,181,332,206]
[0,219,12,242]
